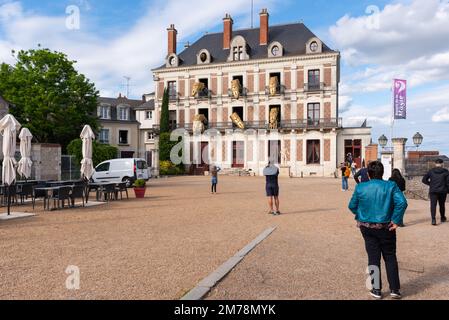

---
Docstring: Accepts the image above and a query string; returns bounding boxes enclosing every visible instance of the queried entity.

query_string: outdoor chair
[115,182,129,200]
[70,185,85,208]
[102,184,117,202]
[51,186,72,209]
[17,184,35,208]
[2,185,18,206]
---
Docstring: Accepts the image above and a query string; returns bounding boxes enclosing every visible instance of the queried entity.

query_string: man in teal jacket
[348,161,408,300]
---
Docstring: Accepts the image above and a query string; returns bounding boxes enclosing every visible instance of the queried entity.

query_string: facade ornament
[269,76,279,96]
[269,107,279,129]
[231,79,241,99]
[191,82,205,97]
[230,112,245,129]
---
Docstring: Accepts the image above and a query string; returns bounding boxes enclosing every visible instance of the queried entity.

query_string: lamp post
[378,134,388,150]
[413,132,423,151]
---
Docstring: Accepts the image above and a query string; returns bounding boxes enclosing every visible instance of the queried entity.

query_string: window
[136,160,148,170]
[98,106,110,119]
[169,110,177,131]
[96,162,110,172]
[145,111,153,120]
[147,132,155,140]
[198,78,209,97]
[307,140,320,164]
[232,75,244,94]
[168,81,177,100]
[99,129,109,144]
[119,130,129,144]
[308,70,320,90]
[307,103,320,126]
[232,46,244,61]
[118,107,129,121]
[269,72,281,95]
[271,45,280,57]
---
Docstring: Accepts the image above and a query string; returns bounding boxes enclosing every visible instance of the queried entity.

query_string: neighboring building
[151,9,372,177]
[97,95,143,158]
[135,93,157,172]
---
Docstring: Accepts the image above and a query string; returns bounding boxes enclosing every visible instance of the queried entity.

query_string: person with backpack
[341,162,350,191]
[354,161,370,184]
[422,159,449,226]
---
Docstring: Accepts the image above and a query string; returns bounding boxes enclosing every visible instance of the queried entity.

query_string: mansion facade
[150,10,371,177]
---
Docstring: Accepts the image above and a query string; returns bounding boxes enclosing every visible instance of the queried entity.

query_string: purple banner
[393,79,407,120]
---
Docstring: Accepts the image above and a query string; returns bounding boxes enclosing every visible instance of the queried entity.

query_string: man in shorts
[264,162,280,216]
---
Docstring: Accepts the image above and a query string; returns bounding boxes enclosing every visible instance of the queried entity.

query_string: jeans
[360,226,400,291]
[342,177,348,190]
[429,193,447,219]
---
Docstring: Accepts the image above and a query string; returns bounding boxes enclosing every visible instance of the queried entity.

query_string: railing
[153,118,342,132]
[304,82,325,92]
[264,84,286,96]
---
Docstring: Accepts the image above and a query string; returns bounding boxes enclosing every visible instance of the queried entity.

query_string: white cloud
[432,107,449,122]
[0,0,277,98]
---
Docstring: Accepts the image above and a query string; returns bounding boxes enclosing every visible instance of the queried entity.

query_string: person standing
[351,162,357,176]
[210,165,221,194]
[264,162,280,215]
[422,159,449,226]
[349,161,408,300]
[389,169,407,227]
[354,161,370,184]
[341,162,350,191]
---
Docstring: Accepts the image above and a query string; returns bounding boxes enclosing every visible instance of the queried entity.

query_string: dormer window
[306,37,323,54]
[197,49,211,64]
[166,53,179,67]
[98,105,111,119]
[118,106,130,121]
[268,41,284,58]
[228,36,250,62]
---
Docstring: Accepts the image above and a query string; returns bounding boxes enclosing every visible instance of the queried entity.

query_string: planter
[133,187,146,199]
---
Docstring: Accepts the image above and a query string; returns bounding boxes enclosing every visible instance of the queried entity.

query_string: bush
[67,138,119,167]
[159,160,185,176]
[133,179,146,188]
[159,132,182,162]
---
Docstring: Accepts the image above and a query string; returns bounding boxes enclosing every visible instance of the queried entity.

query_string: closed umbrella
[80,125,95,180]
[0,114,21,215]
[18,128,33,180]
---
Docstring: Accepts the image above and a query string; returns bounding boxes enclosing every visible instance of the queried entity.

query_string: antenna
[123,76,131,98]
[251,0,254,28]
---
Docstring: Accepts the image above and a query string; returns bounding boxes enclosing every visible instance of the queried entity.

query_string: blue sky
[0,0,448,154]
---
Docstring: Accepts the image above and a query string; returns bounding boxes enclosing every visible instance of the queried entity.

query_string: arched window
[228,36,250,62]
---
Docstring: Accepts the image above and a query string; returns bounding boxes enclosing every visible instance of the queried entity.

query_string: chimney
[259,9,269,45]
[167,24,177,55]
[223,14,233,50]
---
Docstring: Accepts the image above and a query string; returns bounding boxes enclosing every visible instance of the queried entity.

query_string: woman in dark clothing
[389,169,406,227]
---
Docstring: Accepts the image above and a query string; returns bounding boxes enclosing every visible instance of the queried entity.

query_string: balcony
[265,84,286,96]
[304,82,325,92]
[152,118,342,134]
[192,88,212,100]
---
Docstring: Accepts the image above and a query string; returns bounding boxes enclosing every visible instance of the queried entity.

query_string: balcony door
[307,103,320,126]
[232,141,245,168]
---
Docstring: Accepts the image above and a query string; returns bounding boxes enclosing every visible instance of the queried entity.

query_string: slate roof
[134,99,155,111]
[155,22,336,70]
[98,96,143,108]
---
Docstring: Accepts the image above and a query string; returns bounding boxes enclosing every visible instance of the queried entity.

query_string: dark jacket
[389,176,406,192]
[422,167,449,194]
[354,168,370,184]
[349,180,408,225]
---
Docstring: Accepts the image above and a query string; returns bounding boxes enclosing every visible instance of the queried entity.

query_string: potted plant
[133,179,147,198]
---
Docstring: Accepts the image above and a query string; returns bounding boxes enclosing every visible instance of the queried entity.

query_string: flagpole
[391,80,394,148]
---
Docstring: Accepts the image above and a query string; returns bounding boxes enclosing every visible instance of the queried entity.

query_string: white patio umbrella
[18,128,33,180]
[0,114,21,215]
[80,125,95,180]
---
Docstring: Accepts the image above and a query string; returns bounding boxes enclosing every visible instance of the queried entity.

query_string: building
[97,95,143,158]
[135,93,157,172]
[151,9,371,177]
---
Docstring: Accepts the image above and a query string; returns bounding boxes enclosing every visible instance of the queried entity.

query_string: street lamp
[378,134,388,150]
[413,132,423,150]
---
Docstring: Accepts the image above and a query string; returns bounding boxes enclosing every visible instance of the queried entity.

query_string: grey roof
[155,22,335,70]
[134,99,155,111]
[98,96,143,108]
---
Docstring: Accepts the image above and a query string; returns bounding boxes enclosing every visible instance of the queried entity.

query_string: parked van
[92,158,150,187]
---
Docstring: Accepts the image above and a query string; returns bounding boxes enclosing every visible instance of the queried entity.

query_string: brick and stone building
[151,9,372,176]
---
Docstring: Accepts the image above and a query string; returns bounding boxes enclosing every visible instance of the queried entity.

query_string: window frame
[306,140,321,165]
[99,129,110,144]
[307,103,320,126]
[118,130,129,145]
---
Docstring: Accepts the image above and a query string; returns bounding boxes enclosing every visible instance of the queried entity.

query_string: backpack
[344,167,351,177]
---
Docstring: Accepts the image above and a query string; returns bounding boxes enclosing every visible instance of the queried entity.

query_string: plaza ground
[0,176,448,300]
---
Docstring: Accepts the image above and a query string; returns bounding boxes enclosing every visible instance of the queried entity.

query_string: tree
[67,138,118,167]
[0,48,99,151]
[159,88,170,133]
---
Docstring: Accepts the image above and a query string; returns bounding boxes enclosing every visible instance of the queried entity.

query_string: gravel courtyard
[1,176,448,300]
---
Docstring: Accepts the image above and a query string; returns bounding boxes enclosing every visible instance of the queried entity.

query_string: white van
[92,158,150,187]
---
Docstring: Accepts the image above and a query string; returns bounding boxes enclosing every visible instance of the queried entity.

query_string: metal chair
[51,186,72,209]
[17,183,35,208]
[70,185,85,207]
[102,184,116,202]
[115,183,129,200]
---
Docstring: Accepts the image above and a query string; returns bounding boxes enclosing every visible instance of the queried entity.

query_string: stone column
[392,138,407,175]
[381,151,393,180]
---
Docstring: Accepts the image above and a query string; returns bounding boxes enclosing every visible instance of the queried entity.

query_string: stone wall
[30,144,62,181]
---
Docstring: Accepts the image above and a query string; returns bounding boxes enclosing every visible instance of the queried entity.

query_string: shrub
[133,179,146,188]
[159,160,185,176]
[67,138,119,167]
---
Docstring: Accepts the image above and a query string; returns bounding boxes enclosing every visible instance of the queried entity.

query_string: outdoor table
[34,186,64,211]
[46,180,80,186]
